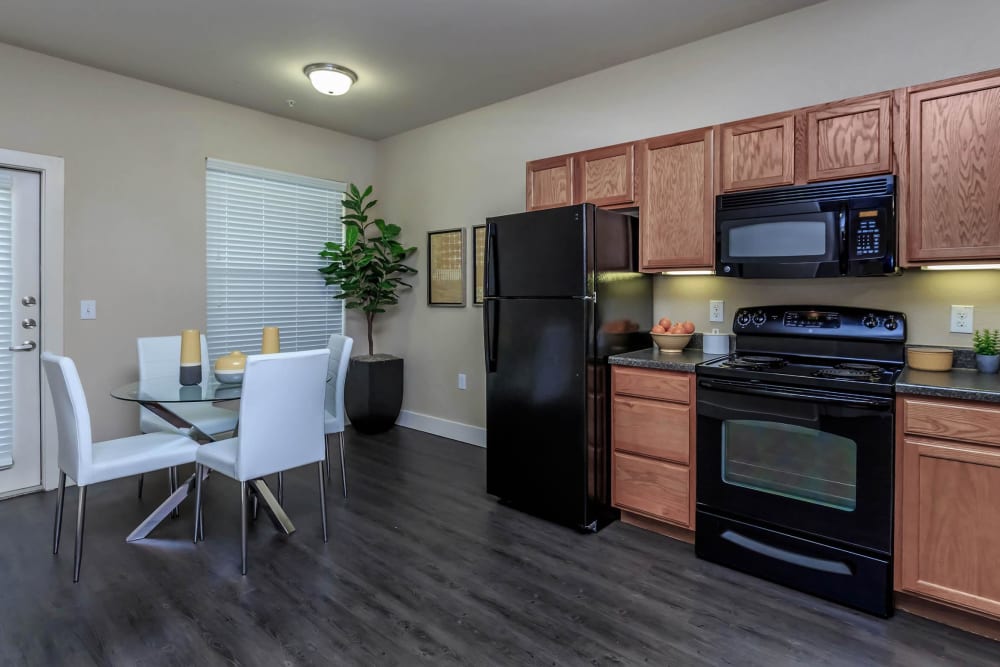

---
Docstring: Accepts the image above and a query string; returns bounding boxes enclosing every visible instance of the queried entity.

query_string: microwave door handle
[839,206,849,272]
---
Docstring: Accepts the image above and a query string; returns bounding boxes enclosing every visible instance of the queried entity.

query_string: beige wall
[0,42,376,440]
[375,0,1000,431]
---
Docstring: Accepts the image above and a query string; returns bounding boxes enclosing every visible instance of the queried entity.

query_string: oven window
[721,420,857,511]
[728,221,827,258]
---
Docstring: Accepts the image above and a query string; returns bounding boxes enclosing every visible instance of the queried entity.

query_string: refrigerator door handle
[484,299,498,372]
[484,222,498,298]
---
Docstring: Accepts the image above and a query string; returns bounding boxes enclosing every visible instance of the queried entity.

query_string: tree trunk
[366,312,375,356]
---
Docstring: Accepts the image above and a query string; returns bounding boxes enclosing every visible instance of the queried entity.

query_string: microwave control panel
[851,209,885,258]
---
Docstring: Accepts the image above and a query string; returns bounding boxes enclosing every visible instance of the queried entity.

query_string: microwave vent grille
[718,176,894,210]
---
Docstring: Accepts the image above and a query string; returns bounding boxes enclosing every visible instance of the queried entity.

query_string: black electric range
[695,305,905,617]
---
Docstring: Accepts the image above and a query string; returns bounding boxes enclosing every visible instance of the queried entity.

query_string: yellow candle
[261,326,280,354]
[180,329,201,365]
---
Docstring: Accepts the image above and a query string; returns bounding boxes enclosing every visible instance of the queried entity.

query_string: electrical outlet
[709,300,725,323]
[80,300,96,320]
[950,305,974,333]
[457,373,467,390]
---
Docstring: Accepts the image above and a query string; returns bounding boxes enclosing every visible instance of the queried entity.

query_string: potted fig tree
[320,184,417,433]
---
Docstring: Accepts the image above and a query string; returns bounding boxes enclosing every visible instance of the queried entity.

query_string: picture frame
[472,224,486,306]
[427,228,466,307]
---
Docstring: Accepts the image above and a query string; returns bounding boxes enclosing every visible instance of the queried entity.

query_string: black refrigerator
[483,204,652,532]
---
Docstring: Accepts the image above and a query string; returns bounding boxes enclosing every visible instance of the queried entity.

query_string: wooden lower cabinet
[611,366,695,533]
[897,396,1000,622]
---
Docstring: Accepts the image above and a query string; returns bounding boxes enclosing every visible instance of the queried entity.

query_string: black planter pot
[345,354,404,434]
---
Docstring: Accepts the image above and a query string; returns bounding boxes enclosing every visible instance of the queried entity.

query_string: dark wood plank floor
[1,427,999,666]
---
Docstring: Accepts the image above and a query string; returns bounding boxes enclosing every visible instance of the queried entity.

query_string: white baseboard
[395,410,486,448]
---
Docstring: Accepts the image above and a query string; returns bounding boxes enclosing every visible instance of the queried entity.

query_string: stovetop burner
[722,355,787,370]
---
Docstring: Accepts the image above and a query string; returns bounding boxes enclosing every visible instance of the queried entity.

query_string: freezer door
[485,205,589,298]
[486,298,591,527]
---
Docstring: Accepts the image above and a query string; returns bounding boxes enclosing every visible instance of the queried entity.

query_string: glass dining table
[111,377,295,542]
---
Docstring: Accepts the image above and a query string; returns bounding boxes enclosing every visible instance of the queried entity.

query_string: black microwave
[715,175,896,278]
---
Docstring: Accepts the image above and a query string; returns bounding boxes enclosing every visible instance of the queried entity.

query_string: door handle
[8,341,36,352]
[483,299,498,372]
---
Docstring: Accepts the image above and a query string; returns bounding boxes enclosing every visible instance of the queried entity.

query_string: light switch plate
[950,305,973,333]
[80,300,96,320]
[458,373,467,390]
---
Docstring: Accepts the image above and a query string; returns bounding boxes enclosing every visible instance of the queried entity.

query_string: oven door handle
[698,379,893,409]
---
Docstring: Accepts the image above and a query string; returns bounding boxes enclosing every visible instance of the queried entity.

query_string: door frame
[0,148,64,494]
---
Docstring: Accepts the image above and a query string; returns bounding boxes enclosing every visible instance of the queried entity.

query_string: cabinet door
[905,74,1000,262]
[807,94,892,182]
[899,437,1000,618]
[639,128,714,270]
[577,143,635,207]
[719,114,795,192]
[526,155,574,211]
[612,396,690,465]
[613,451,690,527]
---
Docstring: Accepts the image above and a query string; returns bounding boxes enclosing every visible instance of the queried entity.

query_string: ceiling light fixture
[303,63,358,96]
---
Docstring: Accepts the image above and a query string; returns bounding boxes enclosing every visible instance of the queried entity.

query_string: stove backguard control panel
[732,305,905,341]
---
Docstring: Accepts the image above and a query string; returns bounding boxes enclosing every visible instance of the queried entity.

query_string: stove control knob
[884,316,898,331]
[736,311,751,327]
[862,314,879,328]
[752,311,767,326]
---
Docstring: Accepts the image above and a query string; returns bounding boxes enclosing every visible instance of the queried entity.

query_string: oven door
[716,208,844,278]
[696,378,893,554]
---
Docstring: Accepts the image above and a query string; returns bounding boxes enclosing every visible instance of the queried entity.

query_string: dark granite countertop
[896,367,1000,403]
[608,347,728,373]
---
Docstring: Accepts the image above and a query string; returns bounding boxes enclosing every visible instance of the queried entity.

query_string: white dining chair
[324,334,353,496]
[136,335,238,499]
[193,348,330,575]
[41,353,199,582]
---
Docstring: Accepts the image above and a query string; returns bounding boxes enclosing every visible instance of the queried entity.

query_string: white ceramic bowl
[650,332,693,353]
[214,369,244,384]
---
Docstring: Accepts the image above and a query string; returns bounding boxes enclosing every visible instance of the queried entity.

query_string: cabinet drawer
[612,366,689,403]
[612,396,689,464]
[903,397,1000,447]
[613,452,690,527]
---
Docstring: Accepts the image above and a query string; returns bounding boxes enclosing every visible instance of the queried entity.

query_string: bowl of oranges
[650,317,695,353]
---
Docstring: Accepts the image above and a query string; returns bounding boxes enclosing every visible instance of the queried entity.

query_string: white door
[0,167,41,496]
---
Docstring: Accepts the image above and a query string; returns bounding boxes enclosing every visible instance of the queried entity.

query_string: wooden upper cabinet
[806,94,892,182]
[639,128,714,271]
[903,71,1000,263]
[576,143,636,207]
[718,113,795,192]
[526,155,574,211]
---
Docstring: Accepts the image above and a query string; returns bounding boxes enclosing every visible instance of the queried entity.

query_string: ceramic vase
[976,354,999,374]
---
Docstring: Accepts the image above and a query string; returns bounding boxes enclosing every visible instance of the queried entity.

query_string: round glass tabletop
[111,377,243,403]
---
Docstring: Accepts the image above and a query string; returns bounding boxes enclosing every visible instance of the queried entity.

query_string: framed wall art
[427,228,466,307]
[472,224,486,306]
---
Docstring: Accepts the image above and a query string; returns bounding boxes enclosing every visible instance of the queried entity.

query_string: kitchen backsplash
[654,269,1000,348]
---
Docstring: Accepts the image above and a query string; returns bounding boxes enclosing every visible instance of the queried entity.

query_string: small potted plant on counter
[973,329,1000,374]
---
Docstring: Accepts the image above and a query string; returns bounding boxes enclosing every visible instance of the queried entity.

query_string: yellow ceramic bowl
[906,347,953,372]
[650,332,693,353]
[214,351,247,383]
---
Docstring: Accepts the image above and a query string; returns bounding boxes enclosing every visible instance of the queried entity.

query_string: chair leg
[317,462,328,543]
[339,431,348,498]
[73,486,87,583]
[137,473,144,499]
[193,464,203,544]
[169,467,180,519]
[276,471,284,505]
[240,481,248,575]
[324,434,332,481]
[53,471,67,554]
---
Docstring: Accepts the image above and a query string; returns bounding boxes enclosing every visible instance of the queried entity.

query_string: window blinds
[0,173,13,469]
[205,159,345,363]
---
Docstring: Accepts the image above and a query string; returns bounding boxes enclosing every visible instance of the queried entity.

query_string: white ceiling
[0,0,822,140]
